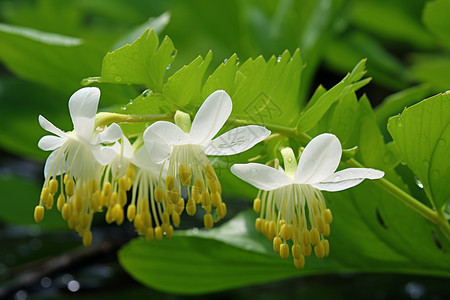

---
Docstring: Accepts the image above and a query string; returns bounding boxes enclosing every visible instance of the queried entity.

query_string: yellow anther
[165,175,175,190]
[253,198,261,214]
[202,191,210,206]
[324,209,333,224]
[127,204,136,221]
[280,243,289,259]
[34,206,45,223]
[80,213,90,229]
[303,243,312,257]
[323,224,330,236]
[204,213,213,229]
[118,177,127,191]
[208,179,217,193]
[301,229,311,245]
[88,179,97,194]
[57,194,66,211]
[167,190,179,204]
[68,214,77,229]
[316,215,326,234]
[45,194,54,210]
[215,180,222,194]
[217,202,227,219]
[40,188,49,203]
[179,163,192,187]
[186,199,196,216]
[146,227,154,241]
[105,209,114,224]
[102,182,112,197]
[100,192,109,208]
[110,192,118,205]
[314,242,325,259]
[174,198,185,215]
[267,221,276,240]
[162,211,170,224]
[134,214,143,232]
[127,165,136,181]
[165,225,174,239]
[279,220,285,228]
[62,203,72,220]
[49,179,58,195]
[83,231,93,247]
[294,256,305,269]
[74,194,83,213]
[118,190,127,206]
[155,187,165,203]
[310,228,320,246]
[255,218,263,232]
[172,212,181,227]
[126,177,132,191]
[273,237,282,253]
[280,224,292,241]
[203,203,212,213]
[205,164,216,180]
[211,191,221,207]
[91,191,100,211]
[323,239,330,257]
[292,244,301,260]
[143,212,152,227]
[155,226,163,240]
[112,204,123,225]
[166,202,173,214]
[64,174,70,184]
[263,220,270,235]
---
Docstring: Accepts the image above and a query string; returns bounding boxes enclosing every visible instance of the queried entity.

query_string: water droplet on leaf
[115,75,122,82]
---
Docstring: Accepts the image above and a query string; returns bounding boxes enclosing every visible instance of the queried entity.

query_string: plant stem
[95,112,174,128]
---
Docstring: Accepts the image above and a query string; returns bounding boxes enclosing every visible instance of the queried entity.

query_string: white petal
[38,135,65,151]
[204,126,270,156]
[132,146,163,176]
[38,115,66,137]
[312,168,384,191]
[190,90,232,145]
[144,121,189,146]
[43,149,65,178]
[69,87,100,139]
[295,133,342,184]
[92,146,116,165]
[230,163,292,191]
[95,123,122,144]
[121,136,134,159]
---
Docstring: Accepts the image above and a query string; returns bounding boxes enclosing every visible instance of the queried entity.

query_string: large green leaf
[423,0,450,47]
[388,92,450,210]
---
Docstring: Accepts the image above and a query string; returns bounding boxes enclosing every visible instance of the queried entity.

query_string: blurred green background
[0,0,449,299]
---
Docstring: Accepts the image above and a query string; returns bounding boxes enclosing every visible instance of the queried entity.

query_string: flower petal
[132,146,163,176]
[92,145,116,165]
[231,163,292,191]
[144,121,189,146]
[295,133,342,184]
[190,90,232,145]
[43,149,65,178]
[95,123,122,144]
[312,168,385,191]
[205,125,270,156]
[69,87,100,139]
[38,115,66,137]
[38,135,65,151]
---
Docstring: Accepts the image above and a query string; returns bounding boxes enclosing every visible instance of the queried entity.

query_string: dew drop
[397,119,403,127]
[414,177,423,189]
[142,89,151,97]
[438,138,446,146]
[114,75,122,82]
[277,55,282,62]
[121,106,127,111]
[166,64,171,70]
[223,58,228,64]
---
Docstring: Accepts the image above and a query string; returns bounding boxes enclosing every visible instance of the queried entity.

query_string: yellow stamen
[172,212,181,227]
[253,198,261,213]
[310,228,320,246]
[155,226,163,240]
[179,163,192,186]
[324,209,333,224]
[273,237,282,253]
[280,243,289,259]
[57,194,66,211]
[165,175,175,190]
[204,213,213,229]
[65,179,75,196]
[146,228,154,241]
[127,204,136,221]
[294,256,305,269]
[49,179,58,195]
[34,206,45,223]
[314,242,325,259]
[217,202,227,219]
[62,203,72,220]
[83,231,93,247]
[186,199,196,216]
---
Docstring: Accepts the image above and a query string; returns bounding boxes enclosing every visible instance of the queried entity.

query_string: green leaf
[423,0,450,47]
[297,59,369,133]
[98,29,176,92]
[411,54,450,92]
[388,92,450,210]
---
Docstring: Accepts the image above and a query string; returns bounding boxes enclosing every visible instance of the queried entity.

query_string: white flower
[143,90,270,229]
[35,87,122,246]
[230,133,384,269]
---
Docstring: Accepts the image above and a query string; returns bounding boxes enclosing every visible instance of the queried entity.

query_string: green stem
[95,112,174,128]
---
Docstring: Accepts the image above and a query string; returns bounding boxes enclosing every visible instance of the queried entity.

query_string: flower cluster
[35,88,270,245]
[231,133,384,268]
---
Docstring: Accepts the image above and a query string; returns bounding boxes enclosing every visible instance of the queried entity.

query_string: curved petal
[144,121,189,146]
[38,135,65,151]
[190,90,232,145]
[38,115,66,137]
[95,123,122,144]
[295,133,342,184]
[92,145,116,165]
[69,87,100,139]
[231,163,292,191]
[43,149,65,178]
[205,125,270,156]
[132,146,163,176]
[312,168,384,191]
